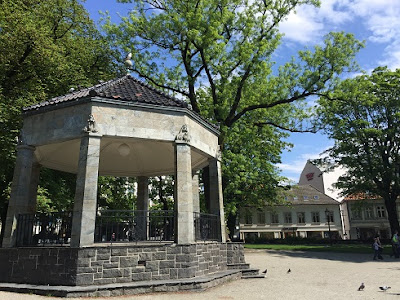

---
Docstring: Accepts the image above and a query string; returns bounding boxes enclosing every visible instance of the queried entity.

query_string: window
[297,212,305,224]
[257,212,265,224]
[271,212,279,224]
[313,195,319,200]
[303,196,309,200]
[365,207,373,219]
[351,207,361,220]
[325,210,334,223]
[376,206,386,218]
[312,212,320,223]
[284,212,292,224]
[244,211,252,224]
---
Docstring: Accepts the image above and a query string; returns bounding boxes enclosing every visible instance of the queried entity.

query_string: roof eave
[22,96,220,136]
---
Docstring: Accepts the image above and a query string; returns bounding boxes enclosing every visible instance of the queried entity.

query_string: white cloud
[279,0,400,69]
[279,6,324,44]
[277,148,329,178]
[342,0,400,69]
[279,1,351,44]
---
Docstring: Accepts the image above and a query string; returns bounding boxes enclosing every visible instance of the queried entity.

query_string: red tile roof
[343,193,378,201]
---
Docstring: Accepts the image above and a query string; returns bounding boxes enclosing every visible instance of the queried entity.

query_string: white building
[298,160,346,202]
[341,194,400,240]
[239,185,342,241]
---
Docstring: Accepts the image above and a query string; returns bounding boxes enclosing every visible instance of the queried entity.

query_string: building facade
[239,185,342,241]
[341,194,400,240]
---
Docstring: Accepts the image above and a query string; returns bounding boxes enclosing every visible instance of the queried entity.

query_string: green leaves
[103,1,362,234]
[317,67,400,231]
[0,0,120,219]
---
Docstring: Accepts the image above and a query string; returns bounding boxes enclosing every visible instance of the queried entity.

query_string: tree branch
[129,67,189,98]
[254,121,317,133]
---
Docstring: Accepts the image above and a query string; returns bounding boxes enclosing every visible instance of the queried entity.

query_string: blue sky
[84,0,400,183]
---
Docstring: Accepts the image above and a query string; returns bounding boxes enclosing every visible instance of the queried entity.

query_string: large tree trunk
[384,195,400,235]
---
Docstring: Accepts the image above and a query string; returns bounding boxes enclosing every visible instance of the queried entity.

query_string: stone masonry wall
[0,243,245,286]
[76,243,228,286]
[0,248,78,286]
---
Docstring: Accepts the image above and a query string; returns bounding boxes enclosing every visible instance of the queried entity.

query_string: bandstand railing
[194,212,220,241]
[16,212,72,246]
[15,210,219,246]
[94,210,175,243]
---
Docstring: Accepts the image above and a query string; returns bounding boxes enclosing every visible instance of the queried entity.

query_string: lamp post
[325,208,332,246]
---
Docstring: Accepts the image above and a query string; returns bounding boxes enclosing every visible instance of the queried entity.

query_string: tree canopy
[104,0,363,234]
[317,67,400,232]
[0,0,121,241]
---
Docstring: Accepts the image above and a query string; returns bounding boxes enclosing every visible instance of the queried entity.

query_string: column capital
[216,145,222,162]
[81,132,102,138]
[16,144,36,151]
[175,124,191,145]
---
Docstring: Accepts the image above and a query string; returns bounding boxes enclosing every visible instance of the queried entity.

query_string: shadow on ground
[246,248,400,264]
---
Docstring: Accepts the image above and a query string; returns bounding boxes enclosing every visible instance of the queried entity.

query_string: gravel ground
[1,249,399,300]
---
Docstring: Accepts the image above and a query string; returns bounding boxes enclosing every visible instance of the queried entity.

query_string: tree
[317,67,400,233]
[97,176,136,210]
[0,0,121,242]
[104,0,363,236]
[148,176,174,211]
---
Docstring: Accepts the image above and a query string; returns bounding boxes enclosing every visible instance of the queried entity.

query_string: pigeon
[287,269,291,273]
[379,286,391,291]
[358,283,365,291]
[262,269,267,274]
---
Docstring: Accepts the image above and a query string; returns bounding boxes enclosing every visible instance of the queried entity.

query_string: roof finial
[124,52,133,74]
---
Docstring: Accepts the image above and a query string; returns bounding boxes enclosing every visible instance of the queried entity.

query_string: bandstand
[0,76,254,297]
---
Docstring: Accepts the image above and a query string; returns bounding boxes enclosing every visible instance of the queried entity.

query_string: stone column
[174,125,194,244]
[70,134,101,247]
[192,171,200,213]
[208,157,227,242]
[28,163,41,210]
[136,176,149,240]
[2,145,37,248]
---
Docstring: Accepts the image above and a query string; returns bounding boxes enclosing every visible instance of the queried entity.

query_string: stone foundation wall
[0,248,78,285]
[0,242,245,286]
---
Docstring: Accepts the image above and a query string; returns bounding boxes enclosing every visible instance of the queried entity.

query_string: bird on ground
[379,286,391,291]
[287,269,291,273]
[262,269,267,274]
[358,283,365,291]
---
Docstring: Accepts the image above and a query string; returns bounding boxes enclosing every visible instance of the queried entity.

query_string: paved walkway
[1,249,399,300]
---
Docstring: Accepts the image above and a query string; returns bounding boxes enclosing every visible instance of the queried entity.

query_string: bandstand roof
[21,75,220,177]
[24,75,189,112]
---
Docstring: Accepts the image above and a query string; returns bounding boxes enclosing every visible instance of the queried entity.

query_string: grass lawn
[244,243,393,255]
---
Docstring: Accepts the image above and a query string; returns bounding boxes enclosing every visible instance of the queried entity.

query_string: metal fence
[16,212,72,246]
[15,210,219,246]
[194,212,220,241]
[94,210,175,243]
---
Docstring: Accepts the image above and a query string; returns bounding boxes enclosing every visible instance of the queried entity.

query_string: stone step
[0,270,243,298]
[241,274,266,279]
[241,268,260,276]
[227,263,250,270]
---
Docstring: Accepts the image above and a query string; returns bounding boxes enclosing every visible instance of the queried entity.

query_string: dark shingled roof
[24,75,189,112]
[282,185,339,205]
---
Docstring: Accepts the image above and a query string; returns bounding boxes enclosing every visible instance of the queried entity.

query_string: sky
[84,0,400,183]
